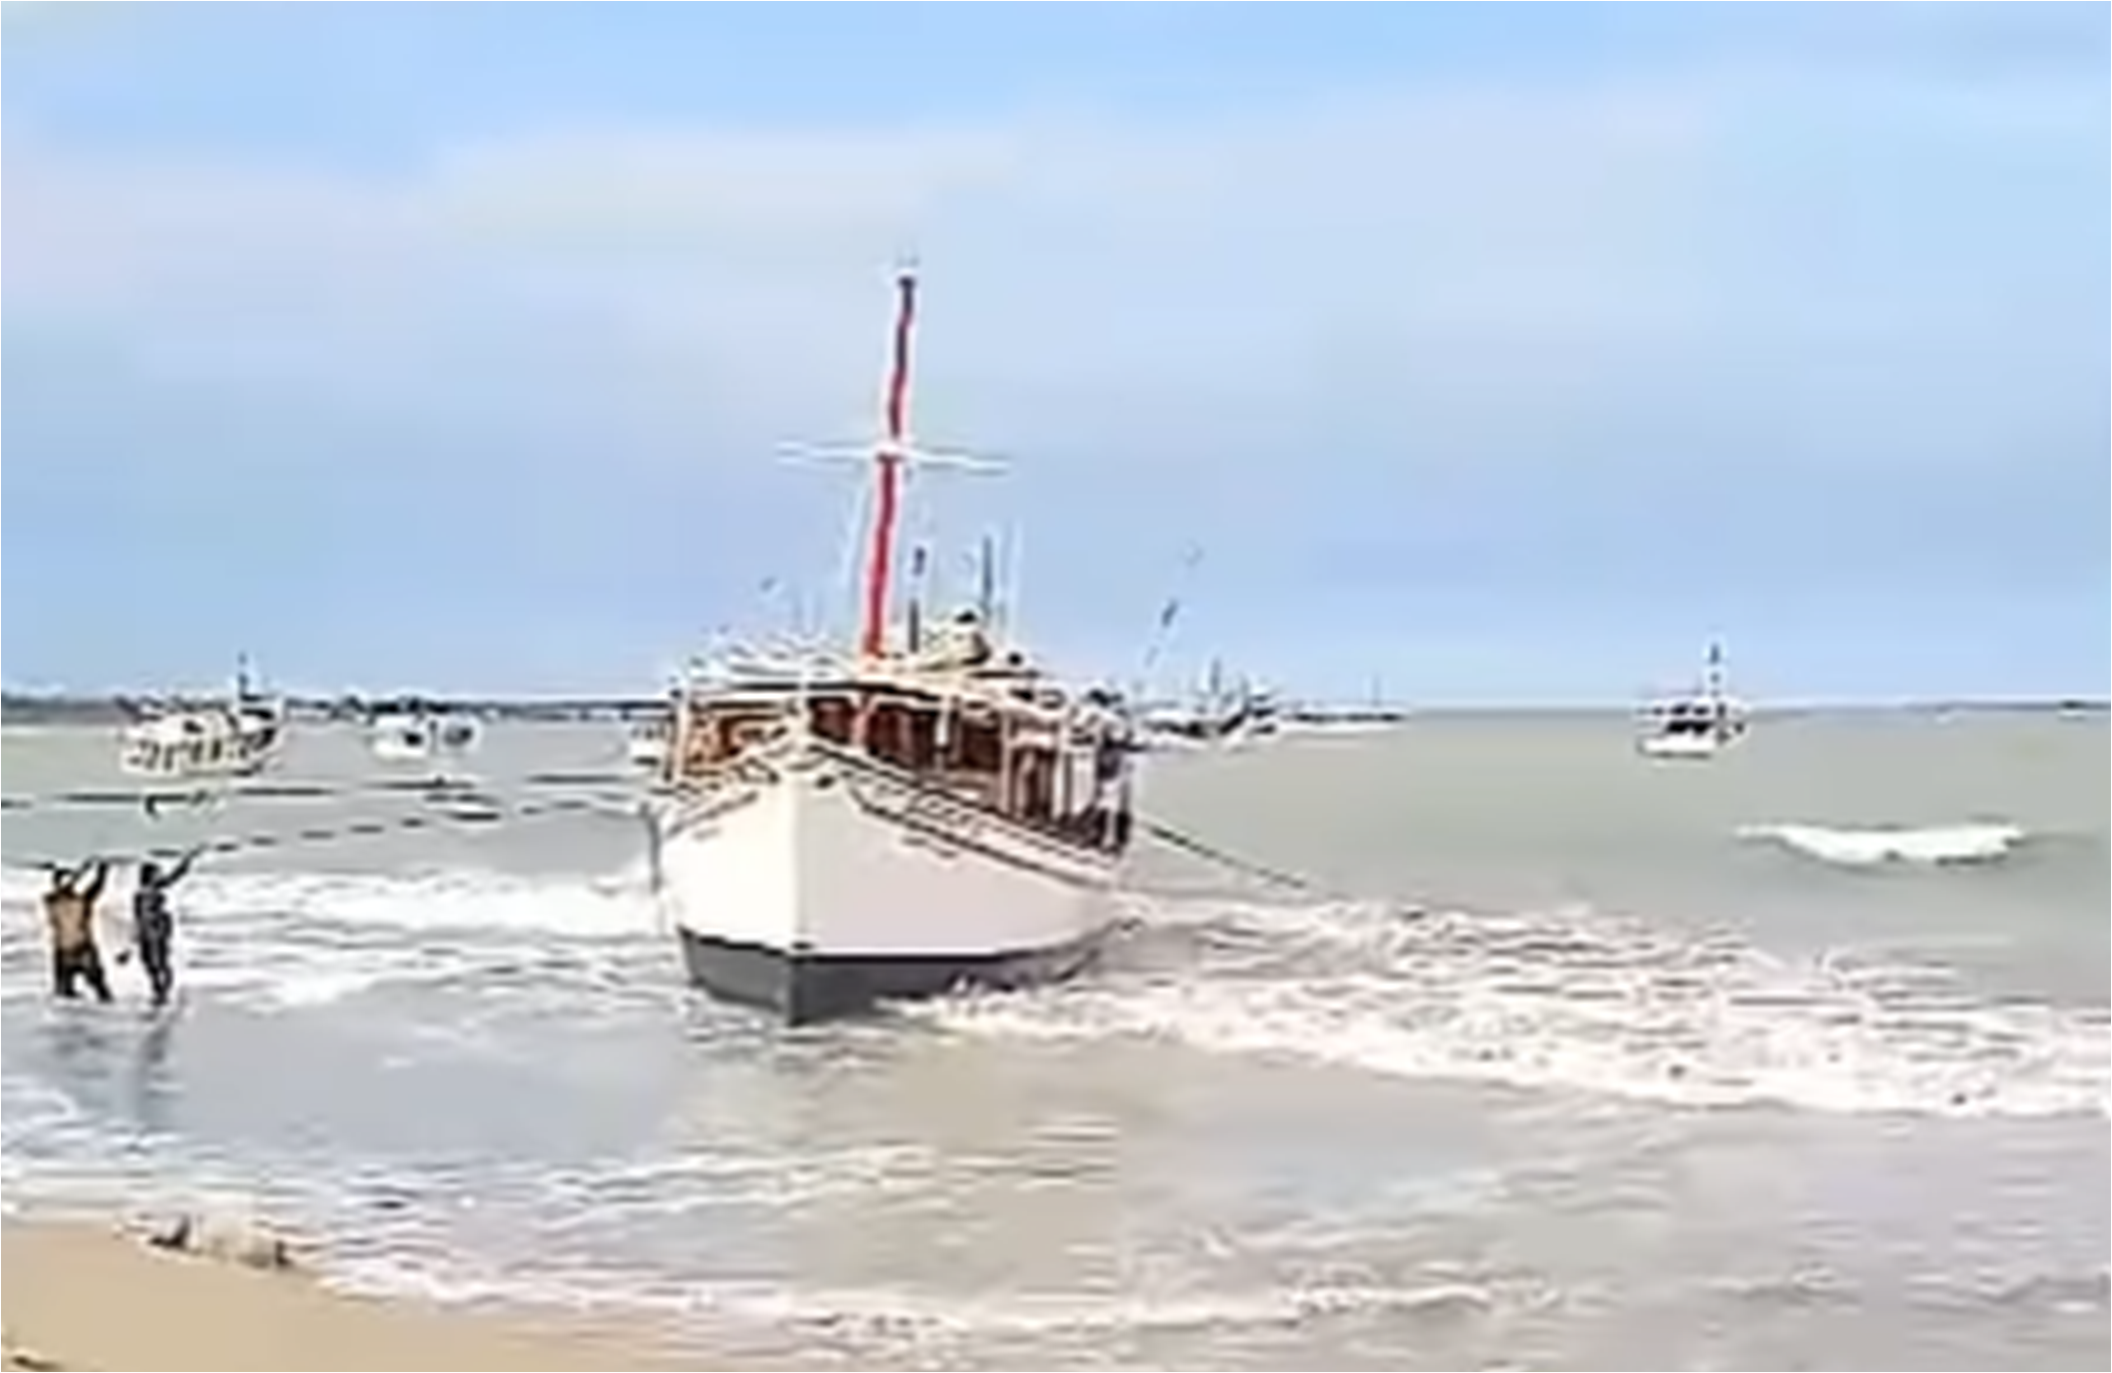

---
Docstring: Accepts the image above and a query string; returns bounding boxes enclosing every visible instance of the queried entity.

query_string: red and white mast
[781,268,1000,660]
[860,269,918,659]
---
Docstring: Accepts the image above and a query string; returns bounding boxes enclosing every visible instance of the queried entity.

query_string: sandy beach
[0,1220,696,1372]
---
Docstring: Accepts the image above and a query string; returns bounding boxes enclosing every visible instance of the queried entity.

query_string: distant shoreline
[0,694,673,726]
[2,692,2102,728]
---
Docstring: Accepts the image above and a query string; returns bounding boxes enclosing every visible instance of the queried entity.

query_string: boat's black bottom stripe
[677,926,1106,1025]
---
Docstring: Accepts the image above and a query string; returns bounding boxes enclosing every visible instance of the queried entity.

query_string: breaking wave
[0,862,662,1014]
[918,894,2109,1120]
[1738,821,2029,868]
[3,848,2106,1366]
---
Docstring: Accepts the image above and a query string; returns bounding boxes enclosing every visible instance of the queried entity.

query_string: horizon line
[2,689,2104,716]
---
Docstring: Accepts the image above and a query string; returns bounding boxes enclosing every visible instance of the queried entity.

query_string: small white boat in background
[368,704,481,770]
[1277,674,1399,738]
[118,655,288,782]
[1638,641,1745,761]
[625,715,672,770]
[1141,659,1281,752]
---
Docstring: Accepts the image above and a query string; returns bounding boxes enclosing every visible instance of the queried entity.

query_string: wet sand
[0,1220,699,1372]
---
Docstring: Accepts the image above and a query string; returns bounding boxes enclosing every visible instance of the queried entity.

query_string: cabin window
[945,711,1003,776]
[902,705,938,771]
[1005,744,1053,823]
[810,696,855,746]
[676,703,792,775]
[665,685,1133,855]
[857,699,931,773]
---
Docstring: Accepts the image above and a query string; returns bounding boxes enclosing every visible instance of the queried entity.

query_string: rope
[0,771,636,817]
[5,768,1351,913]
[1138,817,1341,900]
[6,786,641,871]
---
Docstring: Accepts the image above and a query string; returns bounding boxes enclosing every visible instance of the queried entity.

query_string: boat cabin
[1658,702,1717,737]
[371,710,479,759]
[666,650,1136,855]
[1648,697,1740,740]
[120,703,281,777]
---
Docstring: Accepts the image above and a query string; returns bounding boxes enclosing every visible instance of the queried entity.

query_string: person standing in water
[131,846,204,1010]
[43,857,114,1002]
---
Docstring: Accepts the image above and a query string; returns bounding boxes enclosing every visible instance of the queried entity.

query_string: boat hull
[675,924,1105,1024]
[370,719,479,768]
[626,737,670,770]
[652,742,1122,1024]
[1638,732,1731,760]
[119,715,284,781]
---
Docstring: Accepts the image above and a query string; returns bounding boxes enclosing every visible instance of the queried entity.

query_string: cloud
[2,43,2105,694]
[9,60,2100,478]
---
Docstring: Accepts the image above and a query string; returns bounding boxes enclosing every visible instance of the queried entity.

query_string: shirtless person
[43,857,114,1002]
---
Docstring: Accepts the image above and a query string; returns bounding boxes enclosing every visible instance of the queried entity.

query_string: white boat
[1638,641,1745,760]
[1141,660,1280,752]
[644,269,1141,1024]
[1276,675,1398,737]
[625,715,672,770]
[1274,713,1394,739]
[368,705,481,769]
[118,656,288,781]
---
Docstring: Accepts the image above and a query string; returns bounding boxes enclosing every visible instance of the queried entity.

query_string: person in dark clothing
[43,858,114,1002]
[132,847,203,1010]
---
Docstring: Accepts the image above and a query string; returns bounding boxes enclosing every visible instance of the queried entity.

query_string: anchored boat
[1637,641,1746,760]
[1140,658,1281,752]
[368,702,482,770]
[118,655,288,781]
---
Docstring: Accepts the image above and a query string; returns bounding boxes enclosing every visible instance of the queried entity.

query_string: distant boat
[368,703,481,770]
[644,269,1142,1025]
[625,714,672,770]
[117,655,287,781]
[1638,641,1745,760]
[1141,659,1280,752]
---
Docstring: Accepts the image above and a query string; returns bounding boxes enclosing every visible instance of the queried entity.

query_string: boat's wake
[4,855,2101,1121]
[917,892,2109,1120]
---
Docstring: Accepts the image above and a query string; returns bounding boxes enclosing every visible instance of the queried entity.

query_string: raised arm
[79,858,110,903]
[165,846,205,887]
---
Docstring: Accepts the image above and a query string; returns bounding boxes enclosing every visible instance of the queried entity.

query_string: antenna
[778,267,1003,661]
[1002,522,1025,646]
[907,543,930,654]
[1132,543,1205,703]
[976,533,998,628]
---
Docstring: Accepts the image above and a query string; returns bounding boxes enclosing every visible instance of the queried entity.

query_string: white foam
[1,867,49,906]
[0,1137,949,1271]
[5,862,656,937]
[330,1247,1504,1346]
[1738,821,2028,867]
[2,862,661,1011]
[918,897,2110,1120]
[2,1137,1487,1356]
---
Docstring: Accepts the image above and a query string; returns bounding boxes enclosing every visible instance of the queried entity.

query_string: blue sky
[4,3,2106,703]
